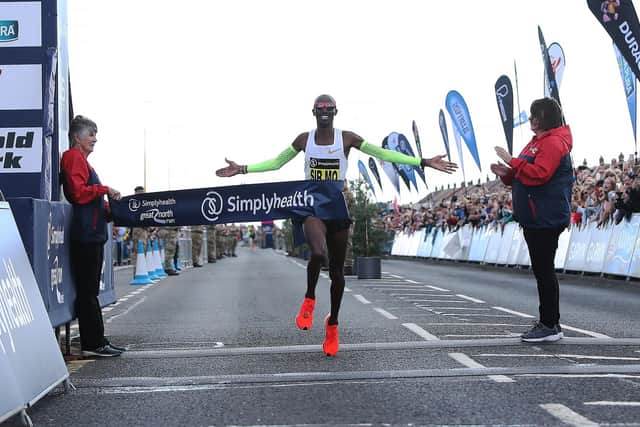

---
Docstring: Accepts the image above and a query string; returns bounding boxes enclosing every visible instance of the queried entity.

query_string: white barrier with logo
[391,213,640,278]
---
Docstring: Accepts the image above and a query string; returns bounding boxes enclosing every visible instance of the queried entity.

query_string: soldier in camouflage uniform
[191,225,204,267]
[215,224,225,259]
[206,225,217,263]
[158,226,179,275]
[229,224,238,257]
[343,182,356,275]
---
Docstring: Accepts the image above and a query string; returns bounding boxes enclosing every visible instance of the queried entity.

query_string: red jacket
[501,125,574,229]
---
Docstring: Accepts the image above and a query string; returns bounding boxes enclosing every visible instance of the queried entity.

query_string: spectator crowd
[382,153,640,235]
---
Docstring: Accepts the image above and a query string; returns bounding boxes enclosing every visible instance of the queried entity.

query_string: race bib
[309,157,340,181]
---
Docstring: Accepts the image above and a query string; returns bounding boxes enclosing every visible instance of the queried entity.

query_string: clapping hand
[494,146,512,164]
[490,162,511,177]
[216,158,244,177]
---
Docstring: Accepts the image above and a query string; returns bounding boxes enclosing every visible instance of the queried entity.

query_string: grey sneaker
[82,345,123,358]
[521,322,563,343]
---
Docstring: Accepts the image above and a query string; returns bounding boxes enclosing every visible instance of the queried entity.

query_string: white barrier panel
[468,226,490,262]
[0,202,68,423]
[408,231,421,257]
[455,225,474,260]
[496,223,516,265]
[555,228,572,270]
[564,224,591,271]
[507,226,524,265]
[627,218,640,278]
[484,226,502,264]
[603,216,640,276]
[391,232,401,256]
[430,228,445,258]
[583,223,612,273]
[416,229,433,258]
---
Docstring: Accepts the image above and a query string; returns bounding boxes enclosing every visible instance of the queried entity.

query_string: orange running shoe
[295,297,315,330]
[323,315,339,356]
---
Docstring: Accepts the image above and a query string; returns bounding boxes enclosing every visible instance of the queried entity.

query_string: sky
[67,0,640,205]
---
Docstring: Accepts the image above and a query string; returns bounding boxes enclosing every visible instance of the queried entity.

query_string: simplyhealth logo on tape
[201,190,314,222]
[0,21,18,42]
[127,197,177,225]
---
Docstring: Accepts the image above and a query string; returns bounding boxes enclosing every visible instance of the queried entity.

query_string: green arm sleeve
[359,141,422,166]
[246,145,299,173]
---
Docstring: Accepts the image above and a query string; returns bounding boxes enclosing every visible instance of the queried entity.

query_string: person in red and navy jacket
[61,115,126,358]
[491,97,573,344]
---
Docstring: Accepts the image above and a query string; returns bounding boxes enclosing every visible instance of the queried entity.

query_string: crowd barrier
[8,198,115,328]
[391,213,640,279]
[0,201,69,425]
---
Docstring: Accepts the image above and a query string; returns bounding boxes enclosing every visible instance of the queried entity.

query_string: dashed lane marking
[106,296,147,324]
[449,352,514,383]
[479,353,640,361]
[389,274,404,279]
[584,401,640,406]
[426,285,450,292]
[373,308,398,320]
[539,403,598,427]
[404,279,420,284]
[456,294,485,303]
[560,324,611,339]
[493,306,535,318]
[353,294,371,304]
[402,323,439,340]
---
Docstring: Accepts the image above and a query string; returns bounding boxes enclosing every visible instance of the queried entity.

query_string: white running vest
[304,128,348,181]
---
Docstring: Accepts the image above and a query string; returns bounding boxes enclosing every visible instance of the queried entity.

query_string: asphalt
[5,247,640,426]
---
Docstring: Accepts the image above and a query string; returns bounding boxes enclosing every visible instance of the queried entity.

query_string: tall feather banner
[495,75,514,155]
[438,109,451,162]
[368,157,383,190]
[587,0,640,82]
[379,136,400,194]
[544,42,566,98]
[358,159,376,196]
[445,90,481,171]
[614,42,638,145]
[538,25,561,105]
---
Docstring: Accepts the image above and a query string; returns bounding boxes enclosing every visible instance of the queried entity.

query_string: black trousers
[70,240,106,350]
[523,227,564,328]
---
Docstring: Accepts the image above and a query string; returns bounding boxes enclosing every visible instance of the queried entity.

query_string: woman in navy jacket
[491,97,573,342]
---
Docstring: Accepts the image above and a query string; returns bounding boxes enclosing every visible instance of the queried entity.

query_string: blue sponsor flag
[368,157,383,190]
[513,110,529,128]
[110,180,349,227]
[398,131,426,186]
[382,134,407,193]
[387,132,419,192]
[445,90,481,171]
[358,160,376,196]
[438,109,451,162]
[614,43,637,143]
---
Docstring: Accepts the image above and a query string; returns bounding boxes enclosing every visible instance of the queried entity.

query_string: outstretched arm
[356,140,457,174]
[216,145,300,177]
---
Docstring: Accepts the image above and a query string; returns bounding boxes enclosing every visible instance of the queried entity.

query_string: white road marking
[560,324,611,339]
[389,274,403,279]
[106,296,147,324]
[428,307,490,311]
[402,323,439,340]
[480,353,640,361]
[493,306,535,318]
[320,273,329,279]
[584,401,640,406]
[353,294,371,304]
[426,285,449,292]
[374,308,398,320]
[391,293,446,297]
[523,374,640,379]
[448,352,514,383]
[102,307,113,312]
[443,313,514,318]
[539,403,598,427]
[444,334,521,338]
[414,300,468,303]
[422,322,531,327]
[344,287,352,292]
[456,294,485,303]
[119,297,129,301]
[404,279,420,284]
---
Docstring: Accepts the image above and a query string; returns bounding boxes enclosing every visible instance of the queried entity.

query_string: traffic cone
[146,242,161,281]
[129,241,154,285]
[153,239,167,278]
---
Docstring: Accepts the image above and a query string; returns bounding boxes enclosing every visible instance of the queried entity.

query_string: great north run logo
[0,21,18,42]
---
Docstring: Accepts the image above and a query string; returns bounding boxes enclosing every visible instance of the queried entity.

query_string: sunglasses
[314,102,336,113]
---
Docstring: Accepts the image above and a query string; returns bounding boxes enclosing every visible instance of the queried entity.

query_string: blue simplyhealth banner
[109,180,349,227]
[614,42,638,142]
[445,90,481,171]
